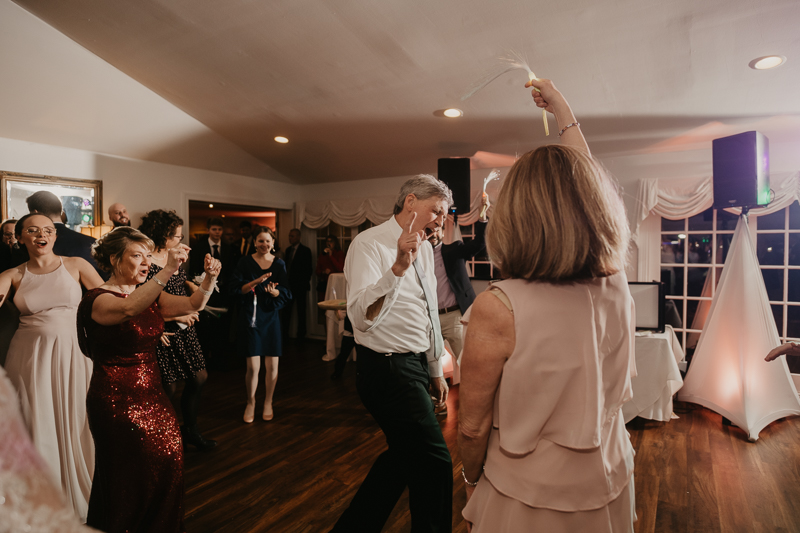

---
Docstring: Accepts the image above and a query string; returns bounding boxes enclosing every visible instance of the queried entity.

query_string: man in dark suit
[1,219,16,272]
[427,195,490,390]
[190,216,234,366]
[234,220,256,260]
[281,228,313,339]
[11,191,105,278]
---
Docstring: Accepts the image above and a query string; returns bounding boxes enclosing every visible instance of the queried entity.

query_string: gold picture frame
[1,171,103,231]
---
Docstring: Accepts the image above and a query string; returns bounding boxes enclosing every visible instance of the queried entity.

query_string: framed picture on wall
[1,171,103,231]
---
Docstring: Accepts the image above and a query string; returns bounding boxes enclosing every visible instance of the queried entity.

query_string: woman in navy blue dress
[231,227,291,423]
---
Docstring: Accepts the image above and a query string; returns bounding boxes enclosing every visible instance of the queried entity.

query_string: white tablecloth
[323,273,347,361]
[622,325,685,423]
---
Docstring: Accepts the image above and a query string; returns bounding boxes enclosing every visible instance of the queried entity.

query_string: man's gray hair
[393,174,454,216]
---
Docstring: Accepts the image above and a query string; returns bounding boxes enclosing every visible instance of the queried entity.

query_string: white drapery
[297,188,498,230]
[634,171,800,233]
[633,171,800,282]
[296,196,396,229]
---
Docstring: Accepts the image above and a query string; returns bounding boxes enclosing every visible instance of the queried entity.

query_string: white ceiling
[7,0,800,184]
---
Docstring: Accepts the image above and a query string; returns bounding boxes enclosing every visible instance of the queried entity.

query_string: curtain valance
[296,196,396,229]
[634,171,800,236]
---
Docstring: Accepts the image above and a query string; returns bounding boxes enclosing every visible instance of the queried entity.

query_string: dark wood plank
[175,343,800,532]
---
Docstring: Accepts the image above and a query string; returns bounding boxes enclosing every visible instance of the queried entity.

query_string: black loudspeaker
[437,158,471,214]
[712,131,770,210]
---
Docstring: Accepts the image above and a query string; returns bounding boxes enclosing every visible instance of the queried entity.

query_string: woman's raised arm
[526,78,590,156]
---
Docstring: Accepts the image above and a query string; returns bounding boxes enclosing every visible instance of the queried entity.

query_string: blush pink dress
[4,260,94,522]
[462,272,637,533]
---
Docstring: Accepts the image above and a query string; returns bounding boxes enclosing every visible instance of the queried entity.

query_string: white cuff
[428,358,443,378]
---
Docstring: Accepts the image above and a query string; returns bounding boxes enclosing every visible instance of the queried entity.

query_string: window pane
[716,209,739,231]
[790,202,800,230]
[473,262,492,280]
[686,299,700,330]
[661,266,684,297]
[715,234,733,264]
[661,235,684,263]
[761,269,784,302]
[688,209,713,231]
[772,305,784,337]
[788,270,800,303]
[687,268,710,297]
[687,234,712,263]
[757,234,784,265]
[757,209,785,230]
[790,234,800,266]
[665,298,683,329]
[661,218,684,232]
[787,306,800,338]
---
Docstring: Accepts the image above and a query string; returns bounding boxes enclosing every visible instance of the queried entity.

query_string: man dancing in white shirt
[331,175,453,533]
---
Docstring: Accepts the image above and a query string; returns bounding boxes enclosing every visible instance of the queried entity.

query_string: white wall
[0,136,301,227]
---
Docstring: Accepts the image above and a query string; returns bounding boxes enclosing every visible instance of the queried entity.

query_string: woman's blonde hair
[487,145,630,282]
[92,227,155,273]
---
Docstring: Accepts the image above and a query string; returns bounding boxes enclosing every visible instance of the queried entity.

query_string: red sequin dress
[77,289,186,533]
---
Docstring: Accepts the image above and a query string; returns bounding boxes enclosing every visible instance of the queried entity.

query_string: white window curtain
[296,189,498,230]
[633,171,800,281]
[295,197,396,229]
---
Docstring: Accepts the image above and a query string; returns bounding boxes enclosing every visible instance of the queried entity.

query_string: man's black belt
[357,345,416,357]
[438,305,460,315]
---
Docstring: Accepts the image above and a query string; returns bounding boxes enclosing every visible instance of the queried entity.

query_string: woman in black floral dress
[139,209,217,451]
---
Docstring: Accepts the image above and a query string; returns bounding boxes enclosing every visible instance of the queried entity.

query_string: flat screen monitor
[628,282,665,333]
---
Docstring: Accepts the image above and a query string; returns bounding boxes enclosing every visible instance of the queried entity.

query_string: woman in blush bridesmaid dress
[76,227,220,533]
[0,214,103,522]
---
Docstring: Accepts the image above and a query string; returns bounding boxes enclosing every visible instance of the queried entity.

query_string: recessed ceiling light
[749,55,786,70]
[274,136,289,143]
[443,108,463,118]
[209,203,214,208]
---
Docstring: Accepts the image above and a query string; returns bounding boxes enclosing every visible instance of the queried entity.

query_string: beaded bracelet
[461,466,484,486]
[197,286,213,296]
[558,122,580,137]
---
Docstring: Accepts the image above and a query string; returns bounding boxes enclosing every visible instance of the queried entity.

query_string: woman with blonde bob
[458,79,636,532]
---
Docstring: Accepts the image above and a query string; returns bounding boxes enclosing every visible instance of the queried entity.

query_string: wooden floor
[178,339,800,532]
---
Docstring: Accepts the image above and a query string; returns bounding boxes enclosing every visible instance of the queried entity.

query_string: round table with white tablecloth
[321,273,348,361]
[622,325,685,423]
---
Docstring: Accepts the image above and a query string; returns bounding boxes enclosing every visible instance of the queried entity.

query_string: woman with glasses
[0,213,104,522]
[138,209,217,451]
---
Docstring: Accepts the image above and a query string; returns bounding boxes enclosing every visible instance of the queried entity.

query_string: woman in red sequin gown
[76,227,221,533]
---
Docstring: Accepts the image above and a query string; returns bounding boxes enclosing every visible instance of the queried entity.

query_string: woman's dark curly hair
[138,209,184,249]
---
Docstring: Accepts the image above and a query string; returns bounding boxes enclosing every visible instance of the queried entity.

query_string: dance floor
[180,339,800,532]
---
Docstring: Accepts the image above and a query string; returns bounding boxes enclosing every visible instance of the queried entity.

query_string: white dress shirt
[207,237,222,259]
[345,216,443,378]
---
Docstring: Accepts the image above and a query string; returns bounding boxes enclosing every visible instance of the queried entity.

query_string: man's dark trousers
[331,345,453,533]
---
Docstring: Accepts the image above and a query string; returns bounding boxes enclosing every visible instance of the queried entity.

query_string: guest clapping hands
[231,227,291,423]
[139,209,218,451]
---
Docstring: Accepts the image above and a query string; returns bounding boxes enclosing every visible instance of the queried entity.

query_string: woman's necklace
[152,249,168,262]
[109,284,132,294]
